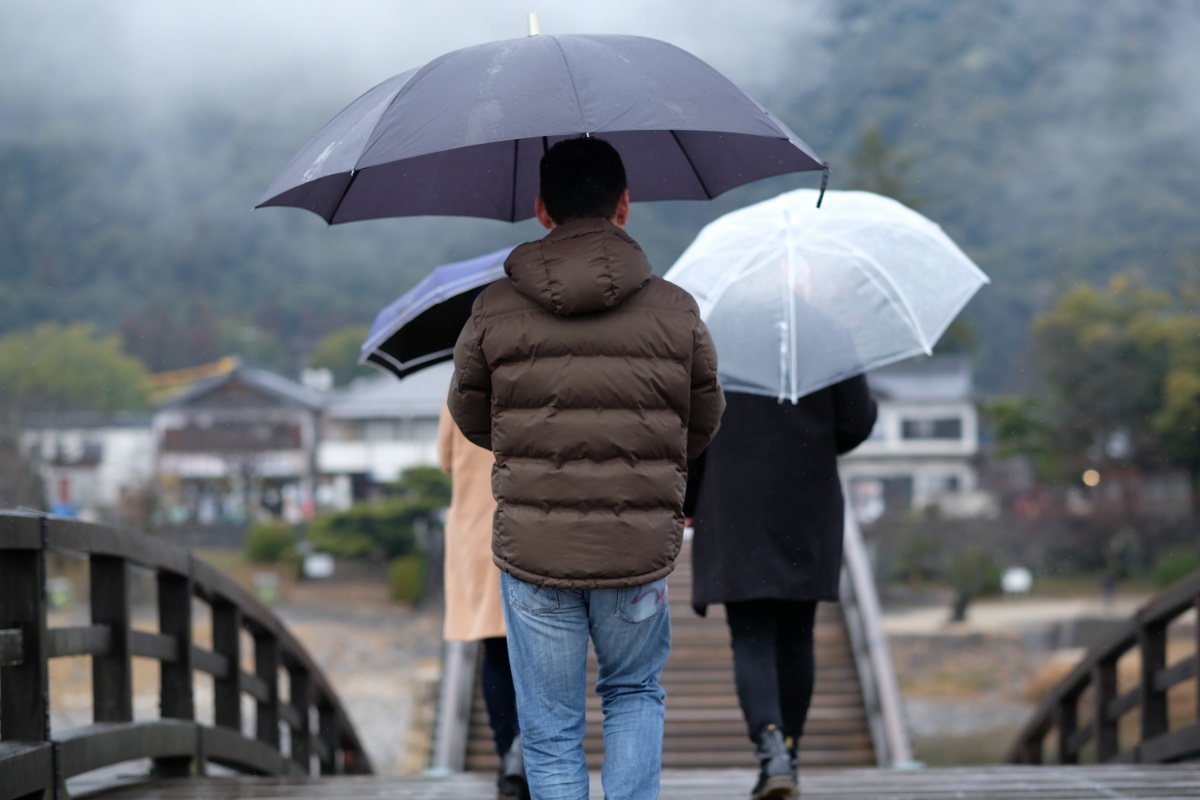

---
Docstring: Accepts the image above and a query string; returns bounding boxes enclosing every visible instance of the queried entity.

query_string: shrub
[392,466,452,507]
[389,553,427,605]
[307,498,430,560]
[1155,550,1200,588]
[244,521,297,564]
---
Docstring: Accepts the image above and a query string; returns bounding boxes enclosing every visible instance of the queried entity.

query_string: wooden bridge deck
[75,765,1200,800]
[463,541,877,771]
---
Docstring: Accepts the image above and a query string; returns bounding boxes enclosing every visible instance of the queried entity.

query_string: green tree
[846,126,925,209]
[1151,314,1200,506]
[0,323,149,415]
[216,319,290,373]
[307,325,373,386]
[982,395,1060,480]
[1033,274,1172,469]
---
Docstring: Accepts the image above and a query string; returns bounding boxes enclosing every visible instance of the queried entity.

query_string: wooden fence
[0,510,370,800]
[1008,568,1200,765]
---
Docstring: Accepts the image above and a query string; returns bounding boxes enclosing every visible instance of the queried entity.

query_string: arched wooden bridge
[3,509,1199,800]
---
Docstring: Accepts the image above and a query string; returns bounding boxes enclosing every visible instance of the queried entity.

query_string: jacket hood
[505,219,653,315]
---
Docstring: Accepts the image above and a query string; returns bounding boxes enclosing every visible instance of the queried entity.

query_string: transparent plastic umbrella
[664,189,990,403]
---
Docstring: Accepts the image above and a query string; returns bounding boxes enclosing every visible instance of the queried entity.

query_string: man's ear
[611,189,630,229]
[534,196,556,230]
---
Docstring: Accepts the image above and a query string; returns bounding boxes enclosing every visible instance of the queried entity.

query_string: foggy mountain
[1,0,1198,389]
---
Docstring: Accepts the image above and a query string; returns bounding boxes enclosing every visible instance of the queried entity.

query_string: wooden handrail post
[1139,621,1169,748]
[318,701,339,775]
[0,518,49,742]
[213,600,243,732]
[255,631,281,750]
[1094,658,1119,762]
[154,569,195,777]
[288,664,313,773]
[90,554,133,723]
[1055,692,1079,764]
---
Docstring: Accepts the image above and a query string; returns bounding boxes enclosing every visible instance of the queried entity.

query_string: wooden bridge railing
[1008,568,1200,765]
[0,510,371,800]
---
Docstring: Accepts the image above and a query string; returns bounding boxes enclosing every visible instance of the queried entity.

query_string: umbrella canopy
[664,189,990,403]
[257,34,825,223]
[360,246,512,379]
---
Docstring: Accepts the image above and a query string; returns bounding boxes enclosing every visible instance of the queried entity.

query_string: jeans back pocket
[616,578,668,623]
[507,574,560,614]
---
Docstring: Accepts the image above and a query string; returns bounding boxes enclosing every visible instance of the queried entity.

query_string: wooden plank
[286,665,312,774]
[240,671,272,704]
[460,541,874,774]
[1094,658,1119,762]
[1139,622,1169,743]
[130,764,1200,799]
[1139,723,1200,764]
[154,568,195,778]
[201,725,286,777]
[254,632,281,750]
[0,741,53,800]
[0,543,48,742]
[0,628,23,667]
[1153,653,1197,693]
[91,554,133,723]
[130,630,178,664]
[193,647,230,680]
[212,601,242,732]
[56,720,196,779]
[153,566,195,777]
[0,512,43,549]
[46,624,112,658]
[47,519,191,575]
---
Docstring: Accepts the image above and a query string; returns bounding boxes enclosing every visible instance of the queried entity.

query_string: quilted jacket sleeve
[447,304,494,451]
[687,318,725,460]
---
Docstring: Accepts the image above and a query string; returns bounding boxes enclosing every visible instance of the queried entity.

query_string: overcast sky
[0,0,833,117]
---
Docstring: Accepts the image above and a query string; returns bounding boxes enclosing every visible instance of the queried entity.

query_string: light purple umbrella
[257,34,826,224]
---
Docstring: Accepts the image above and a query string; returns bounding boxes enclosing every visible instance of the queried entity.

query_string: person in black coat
[685,377,877,799]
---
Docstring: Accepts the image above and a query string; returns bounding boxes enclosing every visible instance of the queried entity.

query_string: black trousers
[724,599,819,742]
[480,636,520,755]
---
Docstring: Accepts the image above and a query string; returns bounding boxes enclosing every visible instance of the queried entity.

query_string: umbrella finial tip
[527,12,540,36]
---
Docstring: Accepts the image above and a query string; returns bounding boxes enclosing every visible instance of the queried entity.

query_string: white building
[318,362,452,508]
[840,356,989,520]
[153,366,326,525]
[19,412,156,521]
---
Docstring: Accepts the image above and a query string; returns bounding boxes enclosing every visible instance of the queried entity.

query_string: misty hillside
[2,0,1198,389]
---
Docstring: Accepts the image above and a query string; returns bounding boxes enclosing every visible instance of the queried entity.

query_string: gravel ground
[274,601,444,776]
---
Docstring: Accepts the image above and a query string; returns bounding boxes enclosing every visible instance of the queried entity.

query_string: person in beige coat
[437,401,526,800]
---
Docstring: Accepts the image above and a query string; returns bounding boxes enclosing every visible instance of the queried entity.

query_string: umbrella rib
[670,131,713,198]
[329,169,361,225]
[837,238,934,354]
[550,36,588,133]
[510,139,520,222]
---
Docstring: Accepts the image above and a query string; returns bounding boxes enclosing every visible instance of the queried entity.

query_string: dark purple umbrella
[359,246,512,379]
[257,34,826,224]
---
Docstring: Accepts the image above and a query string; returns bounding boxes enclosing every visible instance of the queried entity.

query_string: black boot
[497,734,529,800]
[750,724,797,799]
[785,734,799,785]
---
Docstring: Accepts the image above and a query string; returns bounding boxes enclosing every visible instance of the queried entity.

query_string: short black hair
[539,136,627,224]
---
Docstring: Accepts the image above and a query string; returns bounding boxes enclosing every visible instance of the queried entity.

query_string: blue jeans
[501,571,671,800]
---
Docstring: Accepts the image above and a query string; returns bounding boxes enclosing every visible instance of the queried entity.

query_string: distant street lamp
[1082,469,1101,487]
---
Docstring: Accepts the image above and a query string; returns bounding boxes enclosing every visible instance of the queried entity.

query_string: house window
[901,417,962,440]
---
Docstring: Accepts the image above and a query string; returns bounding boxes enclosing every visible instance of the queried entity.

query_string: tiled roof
[868,356,973,401]
[325,362,452,420]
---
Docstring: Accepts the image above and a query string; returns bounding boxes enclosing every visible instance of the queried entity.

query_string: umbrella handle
[817,162,830,209]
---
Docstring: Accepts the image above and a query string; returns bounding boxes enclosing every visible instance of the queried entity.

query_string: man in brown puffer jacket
[449,136,724,800]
